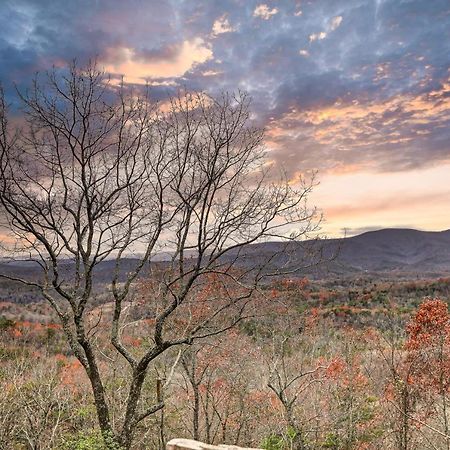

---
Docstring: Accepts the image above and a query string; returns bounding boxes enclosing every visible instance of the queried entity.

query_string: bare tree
[0,354,74,450]
[267,332,326,450]
[179,338,251,446]
[0,62,319,449]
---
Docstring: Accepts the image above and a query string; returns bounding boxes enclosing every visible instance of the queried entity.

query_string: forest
[1,275,450,449]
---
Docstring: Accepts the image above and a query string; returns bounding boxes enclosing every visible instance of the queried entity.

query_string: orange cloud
[266,74,450,172]
[103,38,213,84]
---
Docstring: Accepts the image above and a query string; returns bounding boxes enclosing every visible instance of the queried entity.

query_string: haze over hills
[1,229,450,288]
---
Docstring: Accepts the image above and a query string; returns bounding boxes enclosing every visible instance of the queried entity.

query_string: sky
[1,0,450,237]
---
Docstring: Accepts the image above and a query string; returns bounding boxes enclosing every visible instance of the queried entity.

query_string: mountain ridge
[1,228,450,282]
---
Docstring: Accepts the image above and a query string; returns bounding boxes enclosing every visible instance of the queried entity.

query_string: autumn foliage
[405,298,450,391]
[406,298,450,351]
[2,285,450,449]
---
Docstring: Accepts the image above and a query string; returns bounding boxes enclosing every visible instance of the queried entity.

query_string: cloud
[1,0,450,216]
[212,14,235,36]
[330,15,343,31]
[309,15,342,42]
[309,32,327,42]
[102,39,213,84]
[201,69,222,76]
[265,74,450,176]
[253,4,278,20]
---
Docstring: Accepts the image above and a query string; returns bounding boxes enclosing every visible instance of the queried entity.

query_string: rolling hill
[1,229,450,290]
[219,228,450,277]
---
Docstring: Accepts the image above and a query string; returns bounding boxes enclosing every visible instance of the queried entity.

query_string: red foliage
[122,335,143,347]
[10,327,22,338]
[405,298,450,392]
[326,357,346,379]
[325,353,368,389]
[406,298,450,350]
[60,359,84,388]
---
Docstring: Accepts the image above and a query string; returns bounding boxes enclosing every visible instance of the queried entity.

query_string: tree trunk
[193,384,200,441]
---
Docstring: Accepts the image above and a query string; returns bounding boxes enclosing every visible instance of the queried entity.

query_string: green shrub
[261,427,299,450]
[261,434,284,450]
[321,432,341,448]
[62,430,122,450]
[0,316,14,330]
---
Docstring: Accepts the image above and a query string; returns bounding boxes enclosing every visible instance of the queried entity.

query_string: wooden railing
[166,438,262,450]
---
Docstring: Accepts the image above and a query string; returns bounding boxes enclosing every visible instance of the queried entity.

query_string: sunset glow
[1,0,449,236]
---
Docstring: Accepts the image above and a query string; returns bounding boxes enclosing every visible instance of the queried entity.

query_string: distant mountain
[219,228,450,278]
[337,228,450,273]
[1,229,450,289]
